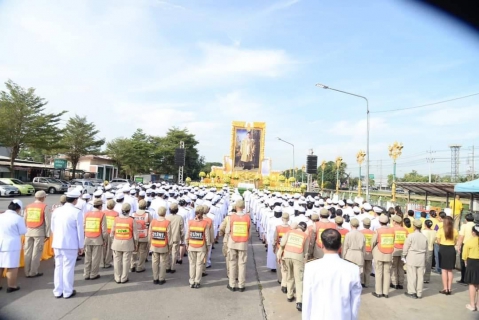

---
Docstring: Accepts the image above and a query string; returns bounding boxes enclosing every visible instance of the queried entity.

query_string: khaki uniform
[391,231,405,287]
[311,218,330,259]
[24,201,51,277]
[83,209,108,279]
[225,212,250,289]
[342,230,365,267]
[166,214,184,271]
[273,223,290,286]
[403,231,428,297]
[202,217,215,273]
[101,209,118,268]
[131,211,152,272]
[186,218,210,285]
[110,216,139,283]
[372,226,393,296]
[219,215,232,276]
[149,217,172,281]
[361,230,374,287]
[277,230,309,303]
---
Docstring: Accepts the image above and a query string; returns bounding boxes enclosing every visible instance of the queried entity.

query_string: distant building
[56,155,118,181]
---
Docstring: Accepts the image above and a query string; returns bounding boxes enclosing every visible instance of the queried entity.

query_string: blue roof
[454,179,479,193]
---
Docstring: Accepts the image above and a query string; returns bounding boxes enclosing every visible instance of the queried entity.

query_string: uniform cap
[379,215,389,224]
[35,190,47,198]
[93,199,103,206]
[82,193,91,200]
[105,192,114,199]
[297,222,307,232]
[347,199,354,205]
[298,207,306,213]
[373,206,383,214]
[326,199,332,204]
[122,186,130,192]
[335,216,344,224]
[121,203,131,213]
[363,203,372,211]
[311,213,319,220]
[59,195,67,203]
[413,219,423,228]
[93,190,103,197]
[353,207,360,213]
[350,218,359,227]
[66,189,81,198]
[129,189,136,195]
[320,208,329,217]
[282,212,290,220]
[338,200,345,206]
[362,217,371,226]
[105,184,112,191]
[139,190,146,197]
[318,199,324,205]
[115,193,124,200]
[12,199,23,209]
[392,215,403,224]
[274,206,282,213]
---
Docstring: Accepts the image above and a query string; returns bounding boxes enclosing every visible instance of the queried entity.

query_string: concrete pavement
[0,195,477,319]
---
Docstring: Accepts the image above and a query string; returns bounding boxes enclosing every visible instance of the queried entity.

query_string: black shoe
[103,265,112,269]
[194,283,200,289]
[145,258,148,262]
[149,252,153,256]
[136,269,145,273]
[6,287,20,293]
[271,269,276,273]
[170,270,176,274]
[287,297,294,302]
[115,280,121,284]
[202,273,208,277]
[84,277,91,280]
[31,273,43,278]
[64,290,76,299]
[190,284,195,288]
[227,284,236,292]
[281,287,287,294]
[390,284,397,289]
[90,275,101,280]
[212,246,215,249]
[159,280,166,285]
[383,295,389,299]
[238,287,245,292]
[166,269,171,273]
[370,273,375,277]
[54,294,63,298]
[176,260,183,265]
[405,292,417,299]
[397,285,404,290]
[277,280,281,285]
[153,280,160,285]
[183,253,187,257]
[76,257,82,261]
[423,281,429,284]
[361,284,366,288]
[130,267,136,272]
[372,292,382,298]
[206,265,211,269]
[121,279,129,284]
[296,303,302,312]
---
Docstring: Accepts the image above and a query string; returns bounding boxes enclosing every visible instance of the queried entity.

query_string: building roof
[396,182,478,198]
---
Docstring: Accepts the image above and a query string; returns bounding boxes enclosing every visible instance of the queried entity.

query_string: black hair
[343,214,350,223]
[93,203,102,209]
[8,201,21,211]
[425,219,433,229]
[404,217,412,228]
[407,210,414,217]
[466,213,474,222]
[439,211,446,219]
[294,210,299,217]
[420,211,427,218]
[336,209,343,217]
[66,197,77,203]
[429,210,437,218]
[306,202,313,210]
[116,198,124,203]
[298,222,307,231]
[321,229,341,251]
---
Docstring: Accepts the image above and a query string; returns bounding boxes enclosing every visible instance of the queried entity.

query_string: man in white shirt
[303,229,362,320]
[51,189,84,299]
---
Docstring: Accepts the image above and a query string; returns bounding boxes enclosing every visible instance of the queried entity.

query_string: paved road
[0,195,476,319]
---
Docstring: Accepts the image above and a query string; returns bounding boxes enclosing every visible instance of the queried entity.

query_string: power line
[371,92,479,114]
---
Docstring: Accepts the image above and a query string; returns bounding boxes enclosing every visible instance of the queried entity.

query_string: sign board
[369,174,375,179]
[135,177,144,183]
[54,159,67,169]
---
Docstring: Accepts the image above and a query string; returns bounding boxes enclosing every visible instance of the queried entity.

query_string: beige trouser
[361,260,373,287]
[407,265,425,297]
[84,245,102,278]
[131,242,148,271]
[113,250,132,283]
[24,236,45,277]
[188,251,206,285]
[454,214,460,231]
[424,250,433,282]
[281,260,288,287]
[391,256,405,286]
[152,252,168,281]
[168,242,179,271]
[229,249,247,288]
[202,245,211,273]
[375,261,391,295]
[284,258,304,303]
[223,243,230,276]
[101,236,114,267]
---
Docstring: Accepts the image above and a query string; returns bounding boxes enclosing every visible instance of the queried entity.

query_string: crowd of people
[0,183,478,318]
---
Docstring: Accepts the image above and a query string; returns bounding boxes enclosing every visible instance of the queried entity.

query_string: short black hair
[66,197,77,203]
[404,217,411,228]
[466,213,474,222]
[425,219,433,229]
[420,211,427,218]
[336,209,343,217]
[429,210,436,218]
[321,229,341,251]
[439,211,446,219]
[407,210,414,217]
[8,201,21,211]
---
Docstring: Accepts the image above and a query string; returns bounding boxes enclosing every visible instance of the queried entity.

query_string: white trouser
[53,249,78,298]
[206,244,213,267]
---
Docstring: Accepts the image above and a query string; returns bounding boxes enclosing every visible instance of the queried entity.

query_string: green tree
[201,162,223,173]
[105,137,133,177]
[0,80,66,176]
[316,161,348,189]
[61,115,105,179]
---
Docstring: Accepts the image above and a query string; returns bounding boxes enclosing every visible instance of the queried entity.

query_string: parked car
[69,179,96,194]
[0,178,35,196]
[110,178,132,189]
[0,180,20,197]
[32,177,69,194]
[89,178,104,187]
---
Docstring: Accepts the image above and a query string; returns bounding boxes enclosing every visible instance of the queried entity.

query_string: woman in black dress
[462,225,479,311]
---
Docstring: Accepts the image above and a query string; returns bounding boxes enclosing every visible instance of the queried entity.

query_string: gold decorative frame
[231,121,266,174]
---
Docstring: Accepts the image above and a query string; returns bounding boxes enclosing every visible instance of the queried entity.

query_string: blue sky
[1,0,478,183]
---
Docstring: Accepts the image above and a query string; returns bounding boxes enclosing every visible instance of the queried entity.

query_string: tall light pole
[335,156,343,194]
[277,137,295,179]
[320,160,326,192]
[389,142,403,202]
[316,83,370,200]
[356,150,366,197]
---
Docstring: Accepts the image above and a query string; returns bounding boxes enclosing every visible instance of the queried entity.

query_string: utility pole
[426,148,436,183]
[473,146,475,180]
[379,159,383,190]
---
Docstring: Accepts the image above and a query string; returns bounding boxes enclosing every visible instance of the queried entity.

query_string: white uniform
[0,210,27,268]
[303,254,362,320]
[51,203,84,298]
[266,216,282,269]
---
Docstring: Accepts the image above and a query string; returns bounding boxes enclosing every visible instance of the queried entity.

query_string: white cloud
[263,0,301,14]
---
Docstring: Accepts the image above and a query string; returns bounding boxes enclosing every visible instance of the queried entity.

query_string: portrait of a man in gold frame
[231,121,266,173]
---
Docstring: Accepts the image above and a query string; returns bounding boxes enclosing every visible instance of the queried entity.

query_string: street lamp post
[321,160,326,192]
[389,142,403,202]
[335,157,343,195]
[316,83,370,200]
[356,150,366,197]
[277,137,295,179]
